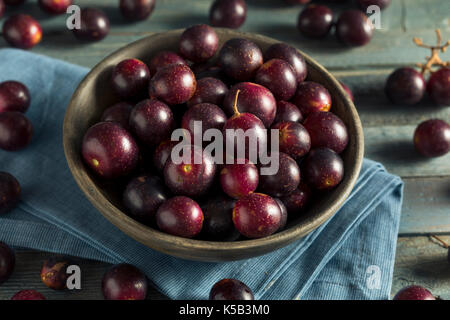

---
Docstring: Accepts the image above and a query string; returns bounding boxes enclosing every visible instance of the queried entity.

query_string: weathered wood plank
[392,236,450,300]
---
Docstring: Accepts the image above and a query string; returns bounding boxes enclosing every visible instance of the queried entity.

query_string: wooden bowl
[63,29,364,262]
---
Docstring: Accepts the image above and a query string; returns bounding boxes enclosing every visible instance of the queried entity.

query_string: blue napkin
[0,49,403,300]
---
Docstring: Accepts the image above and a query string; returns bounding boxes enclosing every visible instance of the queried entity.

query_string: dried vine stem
[413,29,450,74]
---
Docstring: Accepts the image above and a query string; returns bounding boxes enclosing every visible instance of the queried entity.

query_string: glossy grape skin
[0,242,15,284]
[210,279,254,300]
[73,8,110,42]
[187,77,228,108]
[297,5,334,38]
[272,121,311,160]
[0,81,30,114]
[223,82,277,128]
[182,103,227,139]
[303,111,349,154]
[11,290,46,300]
[279,182,311,215]
[0,112,33,151]
[2,14,42,49]
[129,99,174,147]
[232,193,282,238]
[336,10,374,47]
[209,0,247,29]
[393,285,435,300]
[220,160,259,199]
[153,140,178,173]
[413,119,450,158]
[148,51,187,75]
[38,0,72,14]
[274,198,288,232]
[156,196,204,238]
[264,43,307,84]
[102,263,148,300]
[201,196,240,241]
[293,83,331,119]
[180,24,219,63]
[427,68,450,106]
[340,81,354,101]
[149,64,197,105]
[0,0,4,19]
[81,122,139,179]
[358,0,391,11]
[123,175,168,223]
[255,59,297,101]
[100,102,133,131]
[303,148,344,190]
[40,256,73,290]
[0,172,21,215]
[218,38,263,81]
[274,101,303,124]
[385,67,425,105]
[164,145,216,197]
[259,152,300,197]
[111,59,150,100]
[120,0,155,21]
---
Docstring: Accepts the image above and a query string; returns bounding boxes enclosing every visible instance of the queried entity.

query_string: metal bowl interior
[63,29,364,262]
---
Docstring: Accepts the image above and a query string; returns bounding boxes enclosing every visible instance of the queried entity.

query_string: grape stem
[429,234,449,248]
[232,89,241,115]
[413,29,450,75]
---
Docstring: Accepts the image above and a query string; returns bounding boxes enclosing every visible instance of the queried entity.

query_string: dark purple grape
[274,101,303,124]
[264,43,307,84]
[223,82,276,128]
[210,279,254,300]
[182,103,227,139]
[179,24,219,63]
[102,263,148,300]
[385,67,425,105]
[340,81,354,101]
[279,182,311,215]
[292,81,332,117]
[274,198,288,232]
[303,111,349,154]
[303,148,344,190]
[123,175,168,223]
[393,285,435,300]
[187,77,228,108]
[38,0,72,14]
[255,59,297,101]
[111,59,150,100]
[209,0,247,29]
[41,256,73,290]
[297,5,334,38]
[233,193,281,238]
[149,64,197,105]
[0,242,15,284]
[156,196,204,238]
[100,102,133,130]
[259,152,300,197]
[0,172,21,215]
[11,290,46,300]
[82,122,139,179]
[336,10,374,47]
[413,119,450,158]
[358,0,391,11]
[148,51,187,75]
[0,111,33,151]
[271,121,311,160]
[218,38,263,81]
[201,196,240,241]
[0,81,31,113]
[195,65,233,85]
[164,145,216,197]
[119,0,155,21]
[220,160,259,199]
[0,0,4,19]
[153,140,177,173]
[129,99,175,146]
[427,67,450,106]
[2,14,42,49]
[73,8,110,42]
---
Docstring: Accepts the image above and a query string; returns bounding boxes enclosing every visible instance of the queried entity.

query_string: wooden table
[0,0,449,300]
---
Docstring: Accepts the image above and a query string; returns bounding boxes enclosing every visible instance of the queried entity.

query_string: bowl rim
[63,29,364,261]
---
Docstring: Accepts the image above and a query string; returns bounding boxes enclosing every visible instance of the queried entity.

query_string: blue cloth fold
[0,49,403,300]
